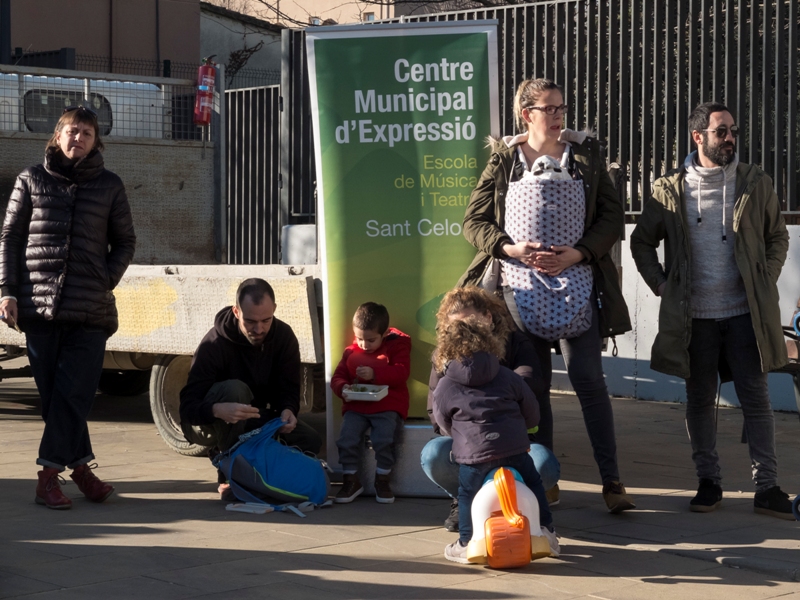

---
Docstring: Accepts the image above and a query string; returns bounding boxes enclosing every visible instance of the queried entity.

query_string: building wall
[551,224,800,412]
[0,132,217,265]
[204,0,392,27]
[200,6,281,74]
[10,0,200,64]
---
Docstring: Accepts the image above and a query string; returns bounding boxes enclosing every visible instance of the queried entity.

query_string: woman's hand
[531,245,584,276]
[0,297,18,328]
[502,241,546,266]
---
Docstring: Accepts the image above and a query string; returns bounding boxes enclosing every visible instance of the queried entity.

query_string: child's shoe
[444,539,470,564]
[335,473,364,503]
[541,525,561,557]
[374,473,395,504]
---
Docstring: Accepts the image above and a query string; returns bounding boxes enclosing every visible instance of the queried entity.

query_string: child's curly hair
[433,287,512,372]
[433,318,506,373]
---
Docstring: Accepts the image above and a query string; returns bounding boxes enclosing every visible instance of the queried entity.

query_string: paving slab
[2,365,800,599]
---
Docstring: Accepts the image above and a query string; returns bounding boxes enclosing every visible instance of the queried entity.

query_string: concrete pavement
[2,370,800,599]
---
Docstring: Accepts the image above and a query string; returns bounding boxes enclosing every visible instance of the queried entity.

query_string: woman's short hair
[513,78,562,132]
[46,106,105,153]
[436,286,512,337]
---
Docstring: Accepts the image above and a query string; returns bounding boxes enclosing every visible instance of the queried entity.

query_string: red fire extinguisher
[193,56,217,127]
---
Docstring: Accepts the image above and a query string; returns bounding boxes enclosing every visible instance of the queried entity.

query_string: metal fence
[391,0,799,214]
[74,54,279,90]
[0,64,206,141]
[281,29,316,223]
[226,85,283,264]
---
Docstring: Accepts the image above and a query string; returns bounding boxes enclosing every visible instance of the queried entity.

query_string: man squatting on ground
[179,278,322,497]
[631,101,795,519]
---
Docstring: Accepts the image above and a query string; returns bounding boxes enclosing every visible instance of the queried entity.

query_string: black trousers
[181,379,323,455]
[26,320,108,471]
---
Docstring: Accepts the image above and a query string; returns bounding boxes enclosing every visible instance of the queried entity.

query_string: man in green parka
[630,102,794,520]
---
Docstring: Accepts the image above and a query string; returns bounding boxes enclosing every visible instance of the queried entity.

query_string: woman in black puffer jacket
[0,106,135,510]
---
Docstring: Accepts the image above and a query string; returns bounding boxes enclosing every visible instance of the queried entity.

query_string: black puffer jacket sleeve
[106,186,135,290]
[0,172,33,297]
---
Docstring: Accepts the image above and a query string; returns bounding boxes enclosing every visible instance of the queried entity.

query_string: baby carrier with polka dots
[501,175,593,342]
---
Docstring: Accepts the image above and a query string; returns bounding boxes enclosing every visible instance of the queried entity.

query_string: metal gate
[393,0,799,214]
[225,85,283,264]
[279,0,798,223]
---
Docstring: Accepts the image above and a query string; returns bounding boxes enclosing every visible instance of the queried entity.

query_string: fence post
[163,59,171,78]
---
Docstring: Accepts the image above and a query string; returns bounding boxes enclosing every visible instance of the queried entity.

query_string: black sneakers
[689,478,722,513]
[335,473,364,504]
[754,486,796,521]
[374,473,395,504]
[444,499,459,532]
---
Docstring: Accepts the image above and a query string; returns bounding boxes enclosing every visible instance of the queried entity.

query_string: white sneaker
[443,539,470,564]
[541,526,561,557]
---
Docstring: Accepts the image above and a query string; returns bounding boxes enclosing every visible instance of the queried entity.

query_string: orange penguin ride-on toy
[466,467,552,568]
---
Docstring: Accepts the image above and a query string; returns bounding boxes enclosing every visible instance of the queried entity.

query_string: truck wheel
[149,355,209,457]
[97,369,152,396]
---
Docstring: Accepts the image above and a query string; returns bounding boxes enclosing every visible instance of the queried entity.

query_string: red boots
[70,463,115,503]
[36,464,114,509]
[35,468,72,510]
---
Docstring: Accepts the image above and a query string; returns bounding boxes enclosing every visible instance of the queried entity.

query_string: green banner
[306,22,498,438]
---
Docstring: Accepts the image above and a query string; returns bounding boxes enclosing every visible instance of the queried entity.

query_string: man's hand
[656,282,667,297]
[212,402,260,424]
[0,297,18,329]
[278,408,297,434]
[531,246,584,276]
[355,365,374,381]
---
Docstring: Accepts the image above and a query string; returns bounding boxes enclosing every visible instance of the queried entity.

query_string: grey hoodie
[432,351,539,465]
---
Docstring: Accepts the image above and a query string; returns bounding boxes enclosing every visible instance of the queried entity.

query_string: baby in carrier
[432,314,559,564]
[503,144,593,341]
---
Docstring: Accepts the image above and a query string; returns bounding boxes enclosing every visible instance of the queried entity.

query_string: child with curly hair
[431,292,558,564]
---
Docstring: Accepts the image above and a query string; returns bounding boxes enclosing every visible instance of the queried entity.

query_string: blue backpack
[213,418,329,506]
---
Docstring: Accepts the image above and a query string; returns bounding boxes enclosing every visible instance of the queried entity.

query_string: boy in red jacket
[331,302,411,504]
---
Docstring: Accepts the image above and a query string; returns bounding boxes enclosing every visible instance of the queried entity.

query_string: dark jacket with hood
[427,329,544,435]
[179,306,301,426]
[0,147,136,334]
[432,351,539,465]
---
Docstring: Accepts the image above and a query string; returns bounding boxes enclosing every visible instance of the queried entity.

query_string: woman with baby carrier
[458,78,635,513]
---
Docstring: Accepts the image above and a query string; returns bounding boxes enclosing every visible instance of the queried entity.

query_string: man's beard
[703,133,736,166]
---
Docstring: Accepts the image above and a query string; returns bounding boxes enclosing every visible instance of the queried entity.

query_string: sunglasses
[527,104,569,115]
[701,125,739,139]
[63,105,97,117]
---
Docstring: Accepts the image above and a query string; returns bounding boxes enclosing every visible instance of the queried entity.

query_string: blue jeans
[685,313,778,492]
[337,411,402,472]
[458,452,552,545]
[420,435,560,497]
[26,320,108,471]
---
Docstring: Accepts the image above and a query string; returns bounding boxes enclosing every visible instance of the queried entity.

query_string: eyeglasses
[63,105,97,117]
[701,125,739,139]
[526,104,569,115]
